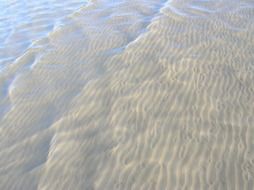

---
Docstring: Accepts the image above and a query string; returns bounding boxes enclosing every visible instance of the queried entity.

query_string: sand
[1,0,254,189]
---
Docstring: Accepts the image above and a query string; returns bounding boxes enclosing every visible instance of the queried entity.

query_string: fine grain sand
[0,0,254,189]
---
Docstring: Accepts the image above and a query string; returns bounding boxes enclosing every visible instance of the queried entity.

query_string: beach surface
[1,0,254,189]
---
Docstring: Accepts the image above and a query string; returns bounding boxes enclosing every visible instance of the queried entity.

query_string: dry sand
[1,0,254,189]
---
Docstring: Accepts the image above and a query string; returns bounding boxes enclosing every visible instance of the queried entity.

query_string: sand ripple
[1,0,254,189]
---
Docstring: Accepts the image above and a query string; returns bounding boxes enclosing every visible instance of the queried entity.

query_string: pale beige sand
[1,0,254,189]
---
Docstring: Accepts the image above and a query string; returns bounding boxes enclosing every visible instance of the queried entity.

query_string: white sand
[1,0,254,189]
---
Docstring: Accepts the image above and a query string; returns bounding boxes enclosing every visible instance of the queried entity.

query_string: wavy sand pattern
[0,0,254,189]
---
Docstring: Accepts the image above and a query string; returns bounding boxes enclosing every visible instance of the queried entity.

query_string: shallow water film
[0,0,254,189]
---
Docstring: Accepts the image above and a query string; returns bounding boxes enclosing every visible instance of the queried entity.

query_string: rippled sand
[1,0,254,189]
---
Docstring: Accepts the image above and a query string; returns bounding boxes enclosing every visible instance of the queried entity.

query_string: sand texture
[1,0,254,189]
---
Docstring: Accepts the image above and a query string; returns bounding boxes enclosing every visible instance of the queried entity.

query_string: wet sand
[1,0,254,189]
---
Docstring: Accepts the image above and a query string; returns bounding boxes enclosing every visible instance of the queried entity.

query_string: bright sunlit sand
[0,0,254,189]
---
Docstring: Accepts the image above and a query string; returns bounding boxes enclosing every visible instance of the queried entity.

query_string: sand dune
[0,0,254,189]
